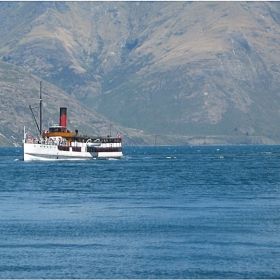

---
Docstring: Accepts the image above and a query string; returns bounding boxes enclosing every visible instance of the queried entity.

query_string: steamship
[22,84,123,161]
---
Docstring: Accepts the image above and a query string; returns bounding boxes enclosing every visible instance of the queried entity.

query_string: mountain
[1,1,280,146]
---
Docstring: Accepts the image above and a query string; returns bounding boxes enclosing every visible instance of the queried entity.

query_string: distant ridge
[1,2,280,146]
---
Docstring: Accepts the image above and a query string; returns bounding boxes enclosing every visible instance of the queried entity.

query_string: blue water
[0,145,280,278]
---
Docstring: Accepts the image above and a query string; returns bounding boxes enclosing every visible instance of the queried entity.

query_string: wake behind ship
[23,85,123,161]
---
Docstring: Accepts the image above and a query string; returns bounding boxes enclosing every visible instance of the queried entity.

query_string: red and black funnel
[60,107,67,127]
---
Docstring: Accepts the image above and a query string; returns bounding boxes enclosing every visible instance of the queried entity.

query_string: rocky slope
[1,2,280,146]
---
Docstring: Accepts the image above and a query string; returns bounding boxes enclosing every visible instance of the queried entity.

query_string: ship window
[72,147,81,152]
[49,127,63,132]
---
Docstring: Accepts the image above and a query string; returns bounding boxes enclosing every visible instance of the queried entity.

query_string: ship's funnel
[60,107,67,127]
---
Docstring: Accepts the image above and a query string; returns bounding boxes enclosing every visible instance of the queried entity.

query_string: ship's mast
[28,81,43,137]
[39,81,42,135]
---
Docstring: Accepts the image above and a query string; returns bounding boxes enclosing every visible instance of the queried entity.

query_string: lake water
[0,145,280,278]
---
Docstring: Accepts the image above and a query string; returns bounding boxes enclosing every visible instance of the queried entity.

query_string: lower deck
[23,142,123,161]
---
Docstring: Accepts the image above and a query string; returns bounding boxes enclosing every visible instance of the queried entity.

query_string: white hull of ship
[23,143,123,161]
